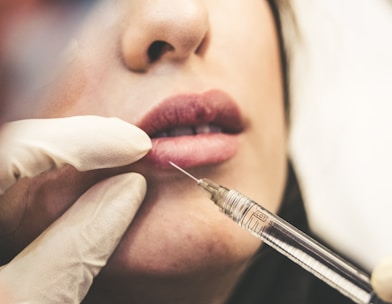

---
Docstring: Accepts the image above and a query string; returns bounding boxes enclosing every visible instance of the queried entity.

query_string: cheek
[209,1,279,75]
[37,29,119,118]
[219,2,286,214]
[35,61,89,118]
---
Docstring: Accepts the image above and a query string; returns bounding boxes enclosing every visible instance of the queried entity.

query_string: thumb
[0,116,151,194]
[371,256,392,302]
[0,172,146,304]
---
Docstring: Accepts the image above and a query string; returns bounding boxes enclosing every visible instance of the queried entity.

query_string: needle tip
[169,161,199,182]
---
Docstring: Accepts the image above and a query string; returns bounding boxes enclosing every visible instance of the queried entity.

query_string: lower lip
[144,133,240,168]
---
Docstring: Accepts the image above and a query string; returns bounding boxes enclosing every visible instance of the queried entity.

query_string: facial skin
[0,0,286,303]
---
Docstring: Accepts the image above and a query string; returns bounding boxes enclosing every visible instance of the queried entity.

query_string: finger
[371,256,392,302]
[0,172,146,304]
[0,116,151,194]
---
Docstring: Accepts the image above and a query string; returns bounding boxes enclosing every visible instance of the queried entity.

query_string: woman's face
[3,0,286,300]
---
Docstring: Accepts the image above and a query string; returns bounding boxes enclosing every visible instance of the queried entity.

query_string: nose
[121,1,209,72]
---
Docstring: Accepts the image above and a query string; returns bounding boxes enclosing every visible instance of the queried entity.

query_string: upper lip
[138,89,244,137]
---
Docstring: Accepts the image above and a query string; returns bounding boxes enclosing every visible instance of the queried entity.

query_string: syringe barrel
[213,187,386,304]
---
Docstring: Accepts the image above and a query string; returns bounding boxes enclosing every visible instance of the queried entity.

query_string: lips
[138,89,244,168]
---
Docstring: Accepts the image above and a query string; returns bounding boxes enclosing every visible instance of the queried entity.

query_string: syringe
[169,161,388,304]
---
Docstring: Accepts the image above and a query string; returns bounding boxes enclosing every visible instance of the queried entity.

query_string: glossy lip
[138,89,244,168]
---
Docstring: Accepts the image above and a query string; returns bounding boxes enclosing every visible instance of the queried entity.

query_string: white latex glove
[0,116,151,194]
[0,172,146,303]
[0,116,152,303]
[371,257,392,303]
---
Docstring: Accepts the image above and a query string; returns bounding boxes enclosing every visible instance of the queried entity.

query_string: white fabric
[285,0,392,301]
[288,0,392,270]
[286,0,392,300]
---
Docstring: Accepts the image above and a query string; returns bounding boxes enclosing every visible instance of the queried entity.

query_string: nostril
[195,32,209,56]
[147,41,174,63]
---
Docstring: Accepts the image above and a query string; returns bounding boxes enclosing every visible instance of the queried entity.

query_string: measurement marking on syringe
[241,206,269,235]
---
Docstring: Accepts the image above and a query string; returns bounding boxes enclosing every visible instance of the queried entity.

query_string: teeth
[168,126,194,137]
[195,124,222,134]
[154,124,223,138]
[155,131,169,138]
[194,125,210,134]
[208,125,222,133]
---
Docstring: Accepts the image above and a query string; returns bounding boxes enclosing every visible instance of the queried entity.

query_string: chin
[98,185,262,279]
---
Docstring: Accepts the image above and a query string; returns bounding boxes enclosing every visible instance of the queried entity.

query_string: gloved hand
[371,257,392,303]
[0,116,150,194]
[0,116,152,303]
[0,172,146,304]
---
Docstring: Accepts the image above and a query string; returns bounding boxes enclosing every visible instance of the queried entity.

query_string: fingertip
[130,125,152,158]
[107,117,152,161]
[371,256,392,302]
[67,116,152,170]
[121,172,148,203]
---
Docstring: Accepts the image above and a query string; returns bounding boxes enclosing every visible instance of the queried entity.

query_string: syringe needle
[169,161,222,196]
[170,162,386,304]
[169,161,199,182]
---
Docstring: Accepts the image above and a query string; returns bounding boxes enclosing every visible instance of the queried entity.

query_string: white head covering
[285,0,392,271]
